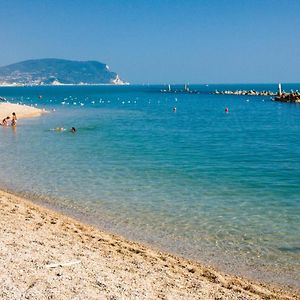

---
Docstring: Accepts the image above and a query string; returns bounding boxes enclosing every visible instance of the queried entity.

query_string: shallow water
[0,84,299,287]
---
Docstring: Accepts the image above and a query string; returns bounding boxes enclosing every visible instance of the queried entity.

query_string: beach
[0,189,298,300]
[0,102,46,120]
[1,0,300,297]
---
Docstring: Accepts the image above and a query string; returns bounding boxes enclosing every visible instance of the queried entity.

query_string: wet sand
[0,189,298,300]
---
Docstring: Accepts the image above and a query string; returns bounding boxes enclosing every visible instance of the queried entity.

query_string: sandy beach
[0,102,46,121]
[0,189,298,300]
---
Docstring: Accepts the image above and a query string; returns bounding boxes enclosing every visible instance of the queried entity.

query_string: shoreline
[11,187,299,291]
[0,82,130,87]
[0,188,298,299]
[0,102,47,120]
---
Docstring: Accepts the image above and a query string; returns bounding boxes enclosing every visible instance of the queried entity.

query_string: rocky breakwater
[214,89,276,96]
[274,91,300,103]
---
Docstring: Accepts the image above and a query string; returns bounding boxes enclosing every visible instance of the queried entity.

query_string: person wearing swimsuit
[11,112,17,127]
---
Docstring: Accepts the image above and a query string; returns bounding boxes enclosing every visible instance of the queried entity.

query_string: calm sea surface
[0,84,299,287]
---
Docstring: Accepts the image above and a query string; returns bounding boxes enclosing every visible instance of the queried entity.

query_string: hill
[0,58,128,86]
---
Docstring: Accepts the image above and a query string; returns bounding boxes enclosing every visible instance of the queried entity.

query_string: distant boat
[160,84,172,93]
[160,84,199,94]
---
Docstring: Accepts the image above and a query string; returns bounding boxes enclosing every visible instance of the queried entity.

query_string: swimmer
[225,107,229,113]
[54,127,65,132]
[172,106,177,112]
[70,127,76,133]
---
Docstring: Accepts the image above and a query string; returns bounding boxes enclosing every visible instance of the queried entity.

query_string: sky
[0,0,299,84]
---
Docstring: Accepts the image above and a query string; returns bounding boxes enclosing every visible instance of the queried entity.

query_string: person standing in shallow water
[11,112,17,127]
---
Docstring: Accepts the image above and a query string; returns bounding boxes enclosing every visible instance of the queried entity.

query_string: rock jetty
[214,89,276,96]
[273,85,300,103]
[214,84,300,103]
[274,91,300,103]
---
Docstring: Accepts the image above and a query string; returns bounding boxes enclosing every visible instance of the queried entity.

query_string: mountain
[0,58,128,86]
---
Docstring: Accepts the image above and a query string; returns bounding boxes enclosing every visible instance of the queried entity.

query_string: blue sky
[0,0,299,83]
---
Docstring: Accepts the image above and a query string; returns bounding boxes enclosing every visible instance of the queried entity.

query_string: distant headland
[0,58,129,86]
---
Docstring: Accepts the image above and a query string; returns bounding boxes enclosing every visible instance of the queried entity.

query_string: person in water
[53,127,76,132]
[11,112,17,126]
[54,127,65,132]
[1,116,10,126]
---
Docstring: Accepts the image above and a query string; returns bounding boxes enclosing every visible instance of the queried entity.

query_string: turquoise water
[0,84,299,287]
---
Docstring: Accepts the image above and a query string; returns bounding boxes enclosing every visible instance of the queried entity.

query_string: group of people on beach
[1,112,17,127]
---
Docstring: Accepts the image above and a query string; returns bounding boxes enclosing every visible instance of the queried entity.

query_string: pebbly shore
[0,190,299,300]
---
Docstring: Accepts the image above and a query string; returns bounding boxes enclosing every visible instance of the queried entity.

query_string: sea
[0,84,299,288]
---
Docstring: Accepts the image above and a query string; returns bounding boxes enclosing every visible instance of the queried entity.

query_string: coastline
[0,82,130,87]
[0,189,298,299]
[0,102,46,120]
